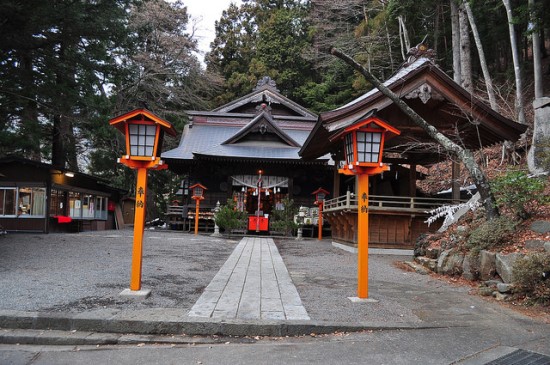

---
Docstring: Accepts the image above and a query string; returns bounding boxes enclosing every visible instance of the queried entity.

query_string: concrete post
[212,201,221,237]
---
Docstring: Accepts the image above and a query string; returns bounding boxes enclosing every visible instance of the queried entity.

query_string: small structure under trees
[0,157,124,233]
[300,49,526,248]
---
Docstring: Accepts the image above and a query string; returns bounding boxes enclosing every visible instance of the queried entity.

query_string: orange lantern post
[256,170,263,233]
[190,183,207,235]
[312,187,329,241]
[109,109,176,297]
[331,113,400,300]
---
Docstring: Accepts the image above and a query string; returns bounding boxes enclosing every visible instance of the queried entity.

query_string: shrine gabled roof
[161,122,326,162]
[212,82,317,119]
[299,57,527,164]
[222,107,300,147]
[162,77,328,164]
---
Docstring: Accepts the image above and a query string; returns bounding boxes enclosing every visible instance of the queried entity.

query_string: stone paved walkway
[188,237,310,320]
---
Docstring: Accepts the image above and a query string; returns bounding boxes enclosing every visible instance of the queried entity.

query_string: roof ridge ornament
[255,102,272,114]
[254,76,279,92]
[405,42,436,66]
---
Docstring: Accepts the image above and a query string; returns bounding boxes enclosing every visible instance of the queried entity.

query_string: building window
[50,189,66,216]
[95,196,108,220]
[17,187,46,216]
[0,188,17,216]
[82,194,94,218]
[49,189,108,220]
[69,191,82,218]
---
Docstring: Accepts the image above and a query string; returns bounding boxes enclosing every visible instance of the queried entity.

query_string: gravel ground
[0,229,238,313]
[275,238,472,324]
[0,229,489,325]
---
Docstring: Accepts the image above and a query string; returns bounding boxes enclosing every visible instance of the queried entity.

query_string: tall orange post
[312,187,329,241]
[332,114,400,301]
[130,167,148,291]
[194,198,200,235]
[318,202,323,241]
[109,109,176,298]
[356,173,370,298]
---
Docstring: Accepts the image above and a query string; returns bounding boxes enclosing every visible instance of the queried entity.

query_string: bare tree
[330,47,500,220]
[463,0,498,111]
[450,0,461,83]
[398,15,411,60]
[527,0,549,174]
[529,0,543,99]
[502,0,526,124]
[116,0,220,115]
[458,2,472,92]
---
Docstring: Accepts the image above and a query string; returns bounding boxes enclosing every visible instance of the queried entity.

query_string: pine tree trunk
[463,0,499,111]
[51,40,79,171]
[502,0,526,124]
[330,47,501,220]
[19,51,41,161]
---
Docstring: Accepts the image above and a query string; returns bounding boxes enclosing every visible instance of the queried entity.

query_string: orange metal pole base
[130,167,148,291]
[357,173,369,299]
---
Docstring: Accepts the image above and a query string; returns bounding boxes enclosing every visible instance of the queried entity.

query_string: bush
[513,253,550,305]
[533,136,550,173]
[466,216,517,253]
[491,170,548,220]
[214,200,247,234]
[269,198,298,236]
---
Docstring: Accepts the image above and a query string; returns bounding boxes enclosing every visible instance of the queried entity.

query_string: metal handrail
[323,192,460,213]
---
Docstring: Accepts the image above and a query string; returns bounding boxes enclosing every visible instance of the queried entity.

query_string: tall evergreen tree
[0,0,134,170]
[207,0,316,106]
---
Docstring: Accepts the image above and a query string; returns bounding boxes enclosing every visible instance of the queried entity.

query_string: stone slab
[348,297,380,303]
[119,288,151,300]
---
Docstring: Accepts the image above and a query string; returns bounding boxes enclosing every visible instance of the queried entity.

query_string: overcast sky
[184,0,243,60]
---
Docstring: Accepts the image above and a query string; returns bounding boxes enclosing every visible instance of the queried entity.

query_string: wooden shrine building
[299,51,527,248]
[162,77,333,231]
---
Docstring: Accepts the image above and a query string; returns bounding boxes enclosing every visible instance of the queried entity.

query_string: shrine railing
[165,205,214,219]
[323,192,459,214]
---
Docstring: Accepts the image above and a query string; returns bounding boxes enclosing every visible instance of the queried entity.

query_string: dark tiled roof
[162,78,329,163]
[162,124,322,161]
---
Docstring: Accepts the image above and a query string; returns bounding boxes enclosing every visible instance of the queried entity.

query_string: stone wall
[408,220,550,301]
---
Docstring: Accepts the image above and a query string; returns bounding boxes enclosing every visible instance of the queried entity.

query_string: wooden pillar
[451,161,461,203]
[333,164,341,197]
[409,163,417,197]
[287,175,294,200]
[227,175,233,202]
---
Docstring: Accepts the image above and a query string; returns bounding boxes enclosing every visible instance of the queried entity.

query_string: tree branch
[329,47,500,220]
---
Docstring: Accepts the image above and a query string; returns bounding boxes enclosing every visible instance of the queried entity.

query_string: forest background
[1,0,548,215]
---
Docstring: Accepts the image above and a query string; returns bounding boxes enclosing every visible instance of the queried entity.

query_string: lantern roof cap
[109,108,177,137]
[189,182,208,190]
[329,110,401,142]
[311,187,330,196]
